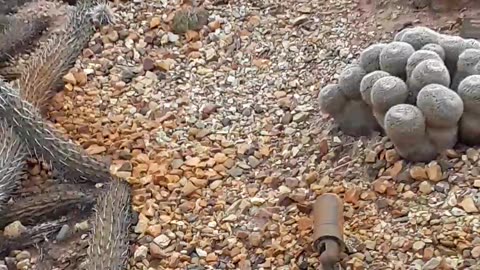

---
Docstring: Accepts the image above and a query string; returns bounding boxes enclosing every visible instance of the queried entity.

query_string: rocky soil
[3,0,480,269]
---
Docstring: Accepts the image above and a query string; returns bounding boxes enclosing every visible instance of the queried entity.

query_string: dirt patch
[16,0,73,35]
[357,0,480,38]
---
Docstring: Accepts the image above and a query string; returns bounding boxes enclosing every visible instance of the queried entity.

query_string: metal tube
[312,193,345,269]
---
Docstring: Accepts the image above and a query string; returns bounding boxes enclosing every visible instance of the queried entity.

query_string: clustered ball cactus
[318,26,480,162]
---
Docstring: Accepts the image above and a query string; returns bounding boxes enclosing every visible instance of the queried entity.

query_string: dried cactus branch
[0,220,66,255]
[85,180,132,270]
[0,81,112,183]
[0,66,20,81]
[0,185,96,227]
[0,15,51,64]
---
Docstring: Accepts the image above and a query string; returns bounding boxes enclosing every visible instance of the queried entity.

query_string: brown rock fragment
[426,162,442,182]
[410,166,428,181]
[297,217,313,231]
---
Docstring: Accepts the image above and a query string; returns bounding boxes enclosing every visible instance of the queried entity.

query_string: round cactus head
[393,28,410,42]
[359,70,390,106]
[406,50,443,79]
[464,38,480,50]
[359,44,387,73]
[379,41,415,79]
[439,35,467,75]
[338,64,366,99]
[318,84,347,116]
[421,43,446,61]
[416,84,464,128]
[384,104,427,141]
[458,75,480,114]
[400,26,440,50]
[457,49,480,73]
[370,76,409,112]
[409,59,451,97]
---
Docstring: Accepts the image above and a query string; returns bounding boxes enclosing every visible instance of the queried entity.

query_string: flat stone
[426,162,442,182]
[249,232,263,247]
[154,234,171,248]
[459,196,479,213]
[227,167,243,177]
[423,257,441,270]
[419,181,433,194]
[297,217,313,231]
[134,245,148,261]
[412,241,426,251]
[471,246,480,258]
[3,221,26,238]
[410,166,428,181]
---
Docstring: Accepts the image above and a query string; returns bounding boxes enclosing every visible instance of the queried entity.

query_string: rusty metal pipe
[312,193,345,270]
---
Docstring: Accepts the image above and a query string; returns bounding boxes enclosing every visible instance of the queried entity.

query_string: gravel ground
[22,0,480,269]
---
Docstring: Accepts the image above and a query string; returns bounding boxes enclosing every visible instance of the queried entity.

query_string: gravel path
[36,0,480,269]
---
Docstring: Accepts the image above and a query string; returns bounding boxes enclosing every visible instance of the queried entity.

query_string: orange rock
[188,51,202,58]
[386,160,403,177]
[185,30,200,41]
[372,179,390,194]
[247,15,261,28]
[214,152,228,163]
[185,157,201,167]
[208,20,221,31]
[344,188,361,204]
[150,17,161,29]
[165,174,180,183]
[73,71,88,86]
[297,217,313,231]
[86,144,106,155]
[410,166,428,181]
[206,253,218,263]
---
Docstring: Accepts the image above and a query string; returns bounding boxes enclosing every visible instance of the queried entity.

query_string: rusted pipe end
[312,193,346,253]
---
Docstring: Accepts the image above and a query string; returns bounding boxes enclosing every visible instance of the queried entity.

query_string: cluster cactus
[319,26,480,162]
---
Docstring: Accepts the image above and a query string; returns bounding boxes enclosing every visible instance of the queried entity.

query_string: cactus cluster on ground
[319,26,480,162]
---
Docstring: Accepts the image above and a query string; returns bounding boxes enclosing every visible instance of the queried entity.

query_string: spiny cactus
[359,43,386,73]
[85,179,131,270]
[416,84,463,150]
[405,50,443,80]
[0,0,134,264]
[408,59,451,100]
[338,64,366,99]
[370,76,409,128]
[0,119,27,206]
[458,75,480,146]
[438,35,466,76]
[171,7,209,34]
[399,26,440,50]
[379,41,415,79]
[383,84,463,162]
[0,81,112,184]
[421,43,445,61]
[319,64,380,136]
[451,49,480,90]
[320,26,479,161]
[17,0,113,111]
[385,104,437,161]
[359,70,390,106]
